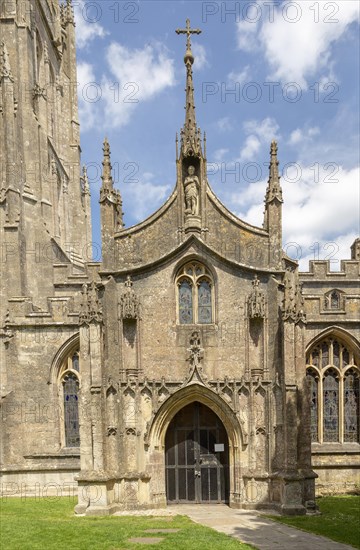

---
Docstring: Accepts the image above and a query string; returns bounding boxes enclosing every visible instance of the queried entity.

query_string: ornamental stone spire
[176,19,203,158]
[263,140,283,267]
[101,137,113,189]
[99,137,124,233]
[64,0,75,26]
[265,140,283,204]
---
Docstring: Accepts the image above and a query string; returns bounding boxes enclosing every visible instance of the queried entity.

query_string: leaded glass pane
[323,371,339,442]
[311,348,319,367]
[179,280,193,324]
[344,372,360,442]
[306,371,318,442]
[330,291,340,309]
[321,342,329,367]
[333,341,340,368]
[343,348,350,366]
[198,280,212,324]
[72,353,79,372]
[63,373,80,447]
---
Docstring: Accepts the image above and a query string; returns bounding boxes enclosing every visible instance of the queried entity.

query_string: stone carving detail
[282,269,306,323]
[79,281,103,325]
[187,331,203,367]
[0,310,14,347]
[248,275,266,319]
[81,165,91,196]
[119,276,140,320]
[184,165,200,216]
[0,42,13,81]
[32,83,47,101]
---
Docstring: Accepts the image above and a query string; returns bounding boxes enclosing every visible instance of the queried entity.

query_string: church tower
[0,0,92,311]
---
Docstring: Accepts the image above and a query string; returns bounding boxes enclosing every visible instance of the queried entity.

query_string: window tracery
[306,337,359,444]
[176,262,214,324]
[59,350,80,447]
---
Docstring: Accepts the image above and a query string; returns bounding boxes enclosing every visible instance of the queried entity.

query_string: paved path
[170,504,355,549]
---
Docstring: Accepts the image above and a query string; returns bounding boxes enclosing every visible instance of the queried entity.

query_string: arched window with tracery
[324,290,343,310]
[306,369,318,442]
[344,369,360,442]
[176,261,214,324]
[59,351,80,448]
[306,336,359,444]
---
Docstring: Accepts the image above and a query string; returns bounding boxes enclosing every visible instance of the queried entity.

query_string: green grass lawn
[267,495,360,549]
[0,497,252,550]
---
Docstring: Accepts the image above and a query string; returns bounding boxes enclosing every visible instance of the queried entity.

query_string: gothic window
[63,373,80,447]
[330,291,340,309]
[324,290,343,310]
[179,280,193,324]
[323,369,339,442]
[306,369,318,442]
[59,349,80,448]
[306,337,359,444]
[176,261,214,324]
[344,369,360,442]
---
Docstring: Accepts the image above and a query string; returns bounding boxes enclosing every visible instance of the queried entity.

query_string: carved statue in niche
[248,275,265,319]
[183,165,199,216]
[119,276,140,320]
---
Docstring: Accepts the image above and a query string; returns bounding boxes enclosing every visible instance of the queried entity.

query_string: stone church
[1,1,359,516]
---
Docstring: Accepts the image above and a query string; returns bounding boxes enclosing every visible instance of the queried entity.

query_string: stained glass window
[343,348,350,366]
[306,370,318,442]
[63,372,80,447]
[344,370,360,442]
[323,370,339,442]
[321,342,329,368]
[307,337,359,446]
[311,348,319,367]
[198,280,212,324]
[179,280,193,324]
[177,262,214,324]
[72,353,79,372]
[333,341,340,368]
[330,291,340,309]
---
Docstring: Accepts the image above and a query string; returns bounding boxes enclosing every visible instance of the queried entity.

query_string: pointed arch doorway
[165,401,230,503]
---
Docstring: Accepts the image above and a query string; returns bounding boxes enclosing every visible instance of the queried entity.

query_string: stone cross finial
[176,20,203,158]
[176,18,202,54]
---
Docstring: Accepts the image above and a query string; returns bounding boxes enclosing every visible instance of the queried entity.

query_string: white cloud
[231,163,359,271]
[239,135,261,162]
[244,117,280,143]
[216,117,233,132]
[237,1,360,88]
[239,117,280,161]
[74,0,108,49]
[102,41,176,128]
[289,126,320,146]
[192,42,209,70]
[228,65,251,85]
[77,61,98,130]
[213,148,229,162]
[122,173,171,222]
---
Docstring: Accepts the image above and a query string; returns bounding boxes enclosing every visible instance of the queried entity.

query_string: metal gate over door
[165,401,229,503]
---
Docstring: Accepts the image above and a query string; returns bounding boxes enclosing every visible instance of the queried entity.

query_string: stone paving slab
[144,529,180,533]
[170,504,355,550]
[127,538,164,545]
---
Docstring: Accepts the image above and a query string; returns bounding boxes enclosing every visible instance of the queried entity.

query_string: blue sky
[73,0,360,269]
